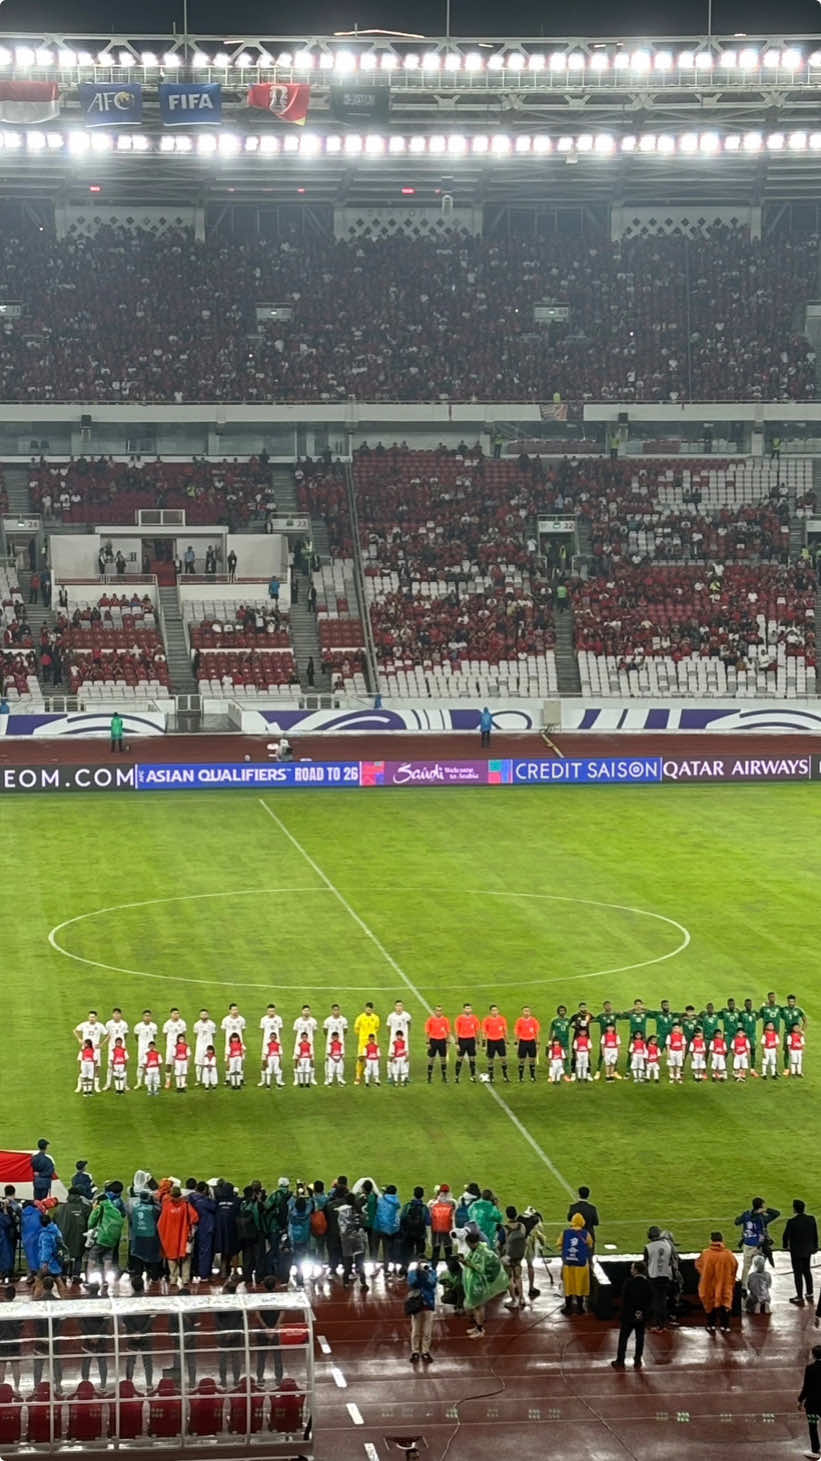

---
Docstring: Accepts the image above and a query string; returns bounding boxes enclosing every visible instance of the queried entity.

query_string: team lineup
[71,991,808,1095]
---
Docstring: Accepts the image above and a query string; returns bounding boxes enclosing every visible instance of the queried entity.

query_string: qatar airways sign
[662,755,811,782]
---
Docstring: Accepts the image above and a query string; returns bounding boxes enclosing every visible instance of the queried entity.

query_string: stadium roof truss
[2,32,821,201]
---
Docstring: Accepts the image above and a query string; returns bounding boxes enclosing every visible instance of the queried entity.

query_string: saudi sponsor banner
[329,85,389,121]
[0,764,137,793]
[662,755,812,782]
[79,82,142,127]
[361,759,507,786]
[159,82,221,125]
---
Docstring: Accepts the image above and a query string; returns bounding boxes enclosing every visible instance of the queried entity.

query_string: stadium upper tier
[0,222,816,403]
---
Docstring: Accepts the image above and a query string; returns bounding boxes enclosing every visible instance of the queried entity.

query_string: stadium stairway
[272,466,331,563]
[575,512,593,564]
[555,598,581,694]
[157,585,197,695]
[289,578,331,693]
[4,466,32,515]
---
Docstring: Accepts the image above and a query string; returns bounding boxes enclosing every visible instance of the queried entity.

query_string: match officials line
[257,797,576,1199]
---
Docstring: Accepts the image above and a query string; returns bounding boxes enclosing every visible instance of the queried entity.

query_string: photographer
[406,1258,437,1365]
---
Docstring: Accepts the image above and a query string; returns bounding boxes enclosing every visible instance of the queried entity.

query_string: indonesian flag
[0,81,60,123]
[247,82,310,125]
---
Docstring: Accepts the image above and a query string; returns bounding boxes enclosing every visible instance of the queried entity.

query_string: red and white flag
[247,82,310,125]
[0,81,60,123]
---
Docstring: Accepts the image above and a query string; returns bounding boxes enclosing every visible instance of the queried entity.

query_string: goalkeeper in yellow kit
[353,1002,381,1085]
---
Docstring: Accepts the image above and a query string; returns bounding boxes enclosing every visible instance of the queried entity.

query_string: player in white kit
[293,1006,319,1085]
[193,1009,217,1085]
[388,1034,409,1086]
[162,1008,187,1090]
[265,1036,284,1088]
[201,1045,218,1089]
[74,1011,106,1093]
[385,1001,412,1083]
[133,1009,158,1088]
[103,1008,129,1090]
[258,1004,283,1085]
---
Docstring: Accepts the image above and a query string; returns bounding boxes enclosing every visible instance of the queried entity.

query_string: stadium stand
[1,565,42,708]
[28,457,276,529]
[312,562,368,695]
[55,594,170,698]
[0,221,816,403]
[183,596,299,699]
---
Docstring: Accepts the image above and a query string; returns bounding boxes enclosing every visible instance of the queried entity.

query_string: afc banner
[159,83,221,125]
[79,83,142,126]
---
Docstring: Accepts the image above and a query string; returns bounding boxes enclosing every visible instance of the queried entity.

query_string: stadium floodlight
[447,133,468,153]
[514,134,532,152]
[15,46,35,67]
[282,133,299,152]
[140,51,158,67]
[526,52,545,70]
[97,50,113,66]
[359,51,377,70]
[465,51,484,71]
[364,133,386,154]
[575,133,593,152]
[723,133,741,151]
[809,131,821,150]
[218,132,241,155]
[631,49,651,72]
[235,53,252,68]
[118,51,134,67]
[78,51,95,66]
[0,131,20,151]
[592,132,613,154]
[761,49,780,67]
[638,132,657,153]
[45,130,64,149]
[36,48,55,67]
[422,51,441,69]
[556,134,574,151]
[298,131,321,156]
[589,52,609,72]
[677,50,695,68]
[132,133,150,151]
[343,132,362,153]
[678,131,698,152]
[163,52,181,67]
[26,130,46,150]
[471,134,490,152]
[388,134,406,152]
[533,134,553,153]
[742,130,762,151]
[613,51,631,70]
[174,135,193,152]
[90,132,112,152]
[68,131,90,154]
[408,134,426,153]
[694,52,713,70]
[809,50,821,67]
[719,49,737,67]
[782,48,802,70]
[653,50,673,71]
[506,52,525,71]
[58,47,77,67]
[428,133,446,153]
[197,134,218,154]
[380,53,398,69]
[788,130,808,150]
[213,52,230,68]
[243,134,259,151]
[318,52,334,68]
[490,133,512,153]
[294,49,315,68]
[657,133,676,154]
[766,131,785,150]
[620,134,637,151]
[159,134,175,152]
[403,53,420,68]
[192,51,209,67]
[567,52,586,71]
[0,47,11,68]
[738,47,758,67]
[699,130,720,152]
[259,134,280,153]
[334,50,357,72]
[549,51,567,70]
[487,53,505,70]
[444,52,462,71]
[115,134,132,151]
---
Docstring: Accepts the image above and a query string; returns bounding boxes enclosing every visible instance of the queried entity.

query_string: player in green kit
[681,1006,699,1046]
[620,1000,649,1078]
[781,994,807,1072]
[652,1000,678,1050]
[759,992,781,1077]
[593,1002,617,1078]
[549,1006,572,1062]
[721,999,742,1043]
[698,1003,721,1044]
[739,1000,759,1075]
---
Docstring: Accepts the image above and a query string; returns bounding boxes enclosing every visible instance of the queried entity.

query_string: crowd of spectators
[0,221,816,403]
[28,456,276,530]
[572,562,817,672]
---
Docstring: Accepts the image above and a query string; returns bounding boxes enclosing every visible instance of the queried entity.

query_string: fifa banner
[0,755,814,794]
[247,83,310,124]
[80,83,142,127]
[0,81,59,123]
[329,86,390,122]
[159,82,221,125]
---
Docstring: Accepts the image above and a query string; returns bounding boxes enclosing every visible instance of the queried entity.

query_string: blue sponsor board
[135,761,361,789]
[79,82,142,126]
[159,82,222,125]
[511,757,662,784]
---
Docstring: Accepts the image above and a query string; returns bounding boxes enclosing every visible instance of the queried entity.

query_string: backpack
[310,1208,328,1237]
[430,1200,454,1234]
[454,1199,471,1227]
[505,1225,527,1264]
[337,1204,361,1239]
[131,1204,156,1240]
[401,1200,427,1240]
[236,1205,258,1244]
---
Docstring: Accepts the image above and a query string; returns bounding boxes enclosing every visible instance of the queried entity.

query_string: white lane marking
[364,1445,380,1461]
[317,1334,332,1355]
[464,890,691,985]
[258,798,576,1198]
[47,888,330,986]
[346,1402,365,1426]
[331,1367,348,1389]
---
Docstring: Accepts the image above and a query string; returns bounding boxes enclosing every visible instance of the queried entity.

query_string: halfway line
[257,797,575,1199]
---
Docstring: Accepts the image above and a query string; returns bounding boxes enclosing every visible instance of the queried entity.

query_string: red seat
[27,1382,62,1443]
[229,1379,267,1435]
[270,1377,305,1433]
[148,1378,182,1437]
[0,1383,22,1444]
[188,1378,224,1436]
[111,1379,144,1440]
[67,1379,105,1442]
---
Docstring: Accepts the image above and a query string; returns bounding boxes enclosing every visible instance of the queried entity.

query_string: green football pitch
[7,783,821,1252]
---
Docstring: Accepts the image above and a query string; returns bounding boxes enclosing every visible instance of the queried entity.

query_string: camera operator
[405,1257,437,1365]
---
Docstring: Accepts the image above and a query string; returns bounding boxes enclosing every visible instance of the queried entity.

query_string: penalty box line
[257,797,575,1199]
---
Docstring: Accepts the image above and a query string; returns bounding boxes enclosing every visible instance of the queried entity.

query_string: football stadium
[2,11,821,1460]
